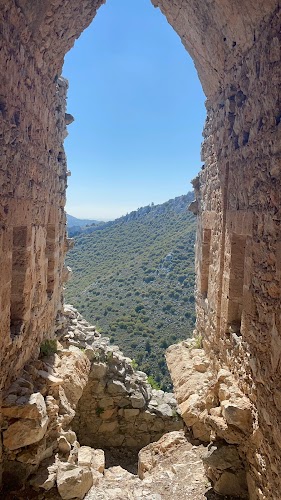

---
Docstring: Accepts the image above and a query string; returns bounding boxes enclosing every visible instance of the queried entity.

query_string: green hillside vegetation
[65,194,196,391]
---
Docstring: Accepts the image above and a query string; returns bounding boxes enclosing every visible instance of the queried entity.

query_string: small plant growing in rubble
[40,339,57,357]
[131,358,138,370]
[192,333,203,349]
[106,351,113,362]
[147,375,161,390]
[95,406,104,417]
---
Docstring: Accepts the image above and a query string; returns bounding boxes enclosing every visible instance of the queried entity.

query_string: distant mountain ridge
[66,214,100,227]
[67,193,194,237]
[66,214,100,237]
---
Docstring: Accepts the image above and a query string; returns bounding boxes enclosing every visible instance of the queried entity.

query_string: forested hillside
[65,194,196,390]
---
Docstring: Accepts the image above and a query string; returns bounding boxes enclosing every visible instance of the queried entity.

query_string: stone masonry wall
[0,0,277,405]
[193,9,281,498]
[0,0,71,393]
[1,306,182,494]
[0,0,280,497]
[63,306,182,450]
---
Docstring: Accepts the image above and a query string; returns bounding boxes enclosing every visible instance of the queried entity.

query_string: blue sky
[63,0,206,220]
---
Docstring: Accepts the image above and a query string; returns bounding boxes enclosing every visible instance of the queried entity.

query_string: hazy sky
[63,0,206,221]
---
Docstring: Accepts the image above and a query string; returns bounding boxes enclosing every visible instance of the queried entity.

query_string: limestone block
[2,392,47,420]
[58,435,71,455]
[58,350,90,409]
[38,370,64,385]
[151,419,165,432]
[78,447,105,473]
[57,463,93,499]
[179,393,201,427]
[123,409,140,419]
[221,399,253,434]
[60,430,77,445]
[218,383,231,402]
[137,422,148,432]
[154,403,173,417]
[205,414,245,445]
[29,458,58,491]
[91,362,107,379]
[45,395,59,418]
[107,380,127,396]
[130,392,146,409]
[77,446,93,467]
[17,437,54,465]
[3,415,49,450]
[192,420,211,442]
[57,387,75,426]
[214,471,248,498]
[163,393,177,405]
[99,396,114,408]
[68,440,80,464]
[99,420,119,433]
[138,431,186,479]
[203,445,242,471]
[166,342,213,406]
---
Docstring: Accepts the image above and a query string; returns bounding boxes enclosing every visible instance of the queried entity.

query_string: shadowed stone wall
[0,0,280,497]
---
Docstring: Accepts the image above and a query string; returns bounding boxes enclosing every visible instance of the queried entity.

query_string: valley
[65,193,196,390]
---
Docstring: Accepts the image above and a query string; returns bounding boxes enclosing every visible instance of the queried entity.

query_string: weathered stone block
[57,463,93,499]
[221,399,253,434]
[78,447,105,474]
[107,380,127,396]
[3,415,49,451]
[2,392,47,420]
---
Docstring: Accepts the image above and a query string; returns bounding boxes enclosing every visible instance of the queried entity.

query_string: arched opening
[0,0,280,496]
[63,0,206,220]
[62,0,205,392]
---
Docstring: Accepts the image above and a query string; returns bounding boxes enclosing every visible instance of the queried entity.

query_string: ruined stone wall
[1,306,182,493]
[194,9,281,498]
[0,0,280,497]
[0,2,73,393]
[0,0,277,393]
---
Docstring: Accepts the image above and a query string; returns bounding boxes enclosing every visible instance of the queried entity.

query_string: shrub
[40,339,57,357]
[131,358,138,370]
[147,375,161,390]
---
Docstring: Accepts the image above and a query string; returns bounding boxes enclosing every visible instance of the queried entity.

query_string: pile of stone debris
[0,306,181,499]
[1,305,248,499]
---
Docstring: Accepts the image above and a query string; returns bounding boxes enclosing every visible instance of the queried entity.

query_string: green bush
[40,339,57,357]
[147,375,161,390]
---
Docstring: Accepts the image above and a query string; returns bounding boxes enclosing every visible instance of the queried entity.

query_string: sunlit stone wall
[0,0,280,496]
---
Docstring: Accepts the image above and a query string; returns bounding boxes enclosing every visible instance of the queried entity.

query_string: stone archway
[0,0,280,497]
